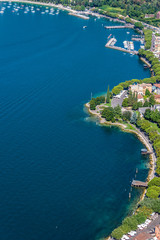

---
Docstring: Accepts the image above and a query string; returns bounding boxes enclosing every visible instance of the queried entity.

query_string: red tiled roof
[154,84,160,88]
[137,94,143,99]
[132,232,152,240]
[155,95,160,99]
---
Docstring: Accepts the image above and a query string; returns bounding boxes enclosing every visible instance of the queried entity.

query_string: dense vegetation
[31,0,160,26]
[111,205,152,239]
[88,19,160,240]
[122,91,155,110]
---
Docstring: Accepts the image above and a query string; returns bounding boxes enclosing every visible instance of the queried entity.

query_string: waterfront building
[153,84,160,94]
[137,93,144,103]
[155,95,160,103]
[129,83,152,95]
[154,104,160,112]
[155,225,160,239]
[145,14,155,18]
[157,11,160,19]
[151,33,160,55]
[132,232,152,240]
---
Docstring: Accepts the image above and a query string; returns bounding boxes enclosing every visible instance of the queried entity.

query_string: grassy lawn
[149,122,160,133]
[125,124,136,131]
[100,5,124,14]
[104,101,111,107]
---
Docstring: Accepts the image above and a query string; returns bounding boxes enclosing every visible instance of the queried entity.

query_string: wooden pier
[132,180,148,188]
[104,24,134,29]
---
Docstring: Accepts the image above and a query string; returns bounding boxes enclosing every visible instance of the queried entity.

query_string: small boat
[127,31,130,34]
[108,33,112,39]
[83,26,87,29]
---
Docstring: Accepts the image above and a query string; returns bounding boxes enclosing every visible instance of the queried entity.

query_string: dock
[141,148,153,155]
[132,37,144,43]
[68,12,89,20]
[104,24,134,29]
[132,180,148,188]
[105,40,138,55]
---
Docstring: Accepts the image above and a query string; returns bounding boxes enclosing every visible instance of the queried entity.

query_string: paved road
[130,214,160,240]
[111,90,127,108]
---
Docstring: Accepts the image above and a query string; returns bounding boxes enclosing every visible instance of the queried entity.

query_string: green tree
[130,112,137,124]
[114,105,122,118]
[106,85,110,103]
[122,111,131,121]
[122,98,128,107]
[145,89,151,97]
[149,95,156,106]
[146,186,160,199]
[101,107,114,121]
[112,85,123,95]
[143,100,150,107]
[134,22,144,30]
[89,99,96,110]
[148,177,160,187]
[144,109,151,120]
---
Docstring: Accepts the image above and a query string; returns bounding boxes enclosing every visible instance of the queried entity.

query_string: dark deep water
[0,2,151,240]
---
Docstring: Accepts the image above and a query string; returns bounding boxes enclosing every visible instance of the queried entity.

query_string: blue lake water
[0,2,151,240]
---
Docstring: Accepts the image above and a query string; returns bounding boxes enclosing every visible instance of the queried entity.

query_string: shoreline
[85,102,157,239]
[85,102,156,188]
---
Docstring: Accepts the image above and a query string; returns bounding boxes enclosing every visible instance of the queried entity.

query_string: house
[153,84,160,94]
[154,104,160,112]
[129,83,152,96]
[155,225,160,240]
[137,93,144,103]
[157,11,160,19]
[151,33,160,53]
[155,95,160,103]
[145,14,155,18]
[132,232,152,240]
[138,107,151,117]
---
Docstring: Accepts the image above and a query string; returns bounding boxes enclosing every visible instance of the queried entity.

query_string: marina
[105,37,138,55]
[0,2,152,240]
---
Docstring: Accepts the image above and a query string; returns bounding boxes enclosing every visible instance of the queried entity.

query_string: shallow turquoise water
[0,3,150,240]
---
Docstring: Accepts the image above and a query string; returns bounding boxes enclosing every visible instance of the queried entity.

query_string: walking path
[86,103,156,182]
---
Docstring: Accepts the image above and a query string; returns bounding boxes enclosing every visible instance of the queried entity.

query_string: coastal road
[130,214,160,240]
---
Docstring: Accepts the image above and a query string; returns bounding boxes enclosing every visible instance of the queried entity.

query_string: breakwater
[104,24,134,29]
[68,12,89,19]
[105,39,138,55]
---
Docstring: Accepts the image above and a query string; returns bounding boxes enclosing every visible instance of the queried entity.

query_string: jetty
[132,180,148,188]
[104,24,134,29]
[68,12,89,19]
[141,148,153,155]
[132,37,144,42]
[105,38,138,55]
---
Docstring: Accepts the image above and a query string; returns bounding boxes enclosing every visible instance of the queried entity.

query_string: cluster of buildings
[129,83,160,104]
[151,33,160,57]
[145,11,160,19]
[131,224,160,240]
